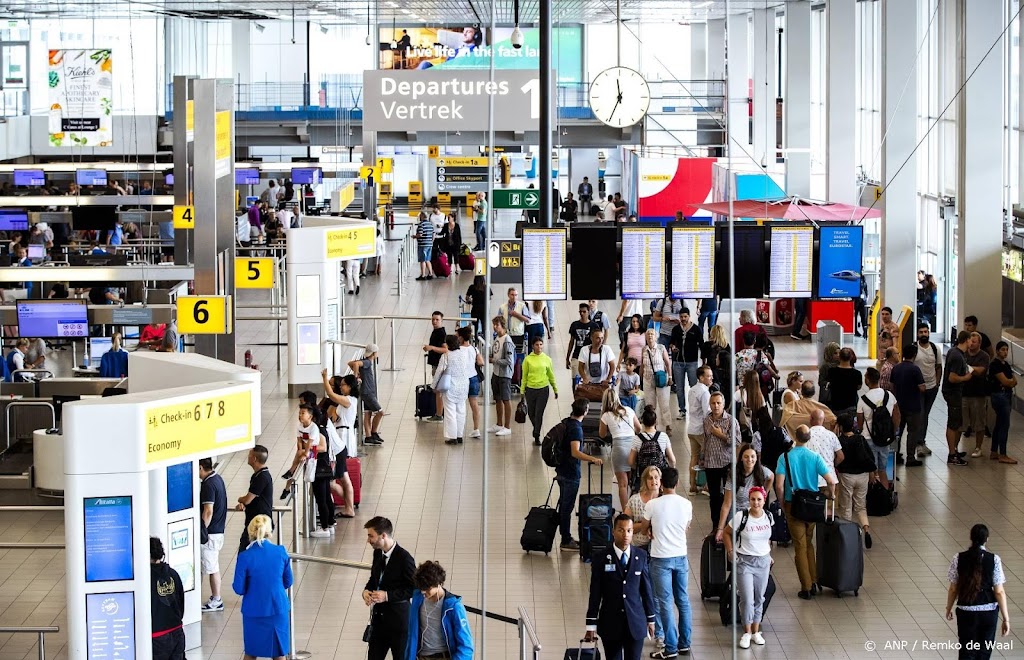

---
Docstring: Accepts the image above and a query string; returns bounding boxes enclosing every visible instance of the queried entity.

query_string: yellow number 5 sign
[176,296,232,334]
[235,258,275,289]
[173,205,195,229]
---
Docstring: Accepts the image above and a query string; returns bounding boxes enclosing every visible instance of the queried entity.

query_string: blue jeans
[474,220,486,249]
[671,361,698,414]
[698,309,718,335]
[991,391,1012,455]
[555,476,580,543]
[651,556,692,653]
[657,334,672,349]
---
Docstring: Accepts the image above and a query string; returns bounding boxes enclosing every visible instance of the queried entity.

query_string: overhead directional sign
[363,70,552,132]
[436,156,489,193]
[493,189,540,210]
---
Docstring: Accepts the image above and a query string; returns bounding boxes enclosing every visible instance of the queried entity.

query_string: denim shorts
[469,375,481,397]
[418,245,432,262]
[870,442,890,472]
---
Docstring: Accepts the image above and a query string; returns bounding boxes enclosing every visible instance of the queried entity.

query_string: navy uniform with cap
[584,514,656,660]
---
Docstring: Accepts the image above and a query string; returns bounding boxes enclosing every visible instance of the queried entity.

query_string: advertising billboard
[817,226,864,299]
[48,49,113,147]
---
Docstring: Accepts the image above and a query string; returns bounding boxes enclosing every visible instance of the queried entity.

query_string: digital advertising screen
[0,211,29,231]
[295,274,322,317]
[17,300,89,338]
[620,226,666,299]
[166,462,193,514]
[569,225,617,300]
[165,173,174,186]
[291,167,321,185]
[86,592,136,660]
[523,227,568,300]
[817,225,864,298]
[70,205,117,231]
[235,168,260,185]
[715,225,766,299]
[76,169,108,186]
[297,322,322,365]
[84,496,134,583]
[167,519,195,592]
[13,169,45,187]
[670,225,715,299]
[1003,247,1023,283]
[769,226,814,298]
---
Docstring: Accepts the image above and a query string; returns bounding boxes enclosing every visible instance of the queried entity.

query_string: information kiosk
[64,352,262,660]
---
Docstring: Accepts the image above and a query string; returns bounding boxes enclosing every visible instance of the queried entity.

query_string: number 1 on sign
[521,79,539,120]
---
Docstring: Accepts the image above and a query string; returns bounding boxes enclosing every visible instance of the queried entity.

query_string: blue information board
[817,226,864,299]
[166,462,193,514]
[84,497,134,582]
[86,591,136,660]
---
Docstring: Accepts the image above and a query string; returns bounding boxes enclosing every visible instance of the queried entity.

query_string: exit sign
[493,188,540,210]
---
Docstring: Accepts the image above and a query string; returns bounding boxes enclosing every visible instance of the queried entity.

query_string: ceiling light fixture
[510,0,523,49]
[390,17,397,49]
[365,0,372,45]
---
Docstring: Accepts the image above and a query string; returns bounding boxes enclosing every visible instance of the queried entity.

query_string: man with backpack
[543,398,604,553]
[856,367,900,492]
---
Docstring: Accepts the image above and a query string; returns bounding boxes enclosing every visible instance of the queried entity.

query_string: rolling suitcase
[768,499,791,545]
[432,250,451,277]
[521,479,560,554]
[416,355,437,420]
[564,640,601,660]
[816,505,863,597]
[332,457,362,509]
[458,250,476,271]
[577,456,614,562]
[700,533,728,600]
[581,401,602,441]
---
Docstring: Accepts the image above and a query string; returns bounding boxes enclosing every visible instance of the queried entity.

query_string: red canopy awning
[697,196,882,221]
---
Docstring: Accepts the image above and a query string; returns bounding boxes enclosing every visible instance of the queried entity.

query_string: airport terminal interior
[1,0,1024,658]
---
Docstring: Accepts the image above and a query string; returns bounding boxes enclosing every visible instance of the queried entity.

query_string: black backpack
[541,419,570,468]
[861,392,896,447]
[635,431,668,473]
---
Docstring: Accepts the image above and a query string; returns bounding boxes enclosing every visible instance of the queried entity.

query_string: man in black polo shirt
[422,311,447,422]
[199,458,227,612]
[234,444,273,552]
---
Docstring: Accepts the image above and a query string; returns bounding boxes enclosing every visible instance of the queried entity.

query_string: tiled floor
[0,212,1022,659]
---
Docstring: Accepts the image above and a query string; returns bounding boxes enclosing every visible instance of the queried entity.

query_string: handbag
[303,456,317,483]
[574,382,605,402]
[648,348,668,388]
[515,398,528,424]
[785,453,827,523]
[314,452,334,479]
[362,611,374,643]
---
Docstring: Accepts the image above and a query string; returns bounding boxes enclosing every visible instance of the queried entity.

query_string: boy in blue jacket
[405,561,474,660]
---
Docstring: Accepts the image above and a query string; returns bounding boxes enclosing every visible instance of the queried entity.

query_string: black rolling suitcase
[521,479,560,554]
[564,639,601,660]
[816,504,863,597]
[577,455,614,562]
[700,533,728,599]
[581,402,602,441]
[415,355,437,420]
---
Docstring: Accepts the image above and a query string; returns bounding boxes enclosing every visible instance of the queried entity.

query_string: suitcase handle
[823,496,836,523]
[585,445,604,494]
[544,478,556,507]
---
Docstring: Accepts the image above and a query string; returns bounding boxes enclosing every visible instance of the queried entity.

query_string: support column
[880,0,918,314]
[826,0,857,203]
[726,12,750,150]
[171,76,194,266]
[784,1,811,197]
[707,19,725,80]
[752,9,776,167]
[690,23,707,79]
[362,10,378,212]
[956,0,1004,332]
[231,21,250,87]
[540,0,553,227]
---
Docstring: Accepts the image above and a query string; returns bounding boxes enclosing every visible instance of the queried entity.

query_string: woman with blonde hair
[703,324,733,405]
[641,328,674,432]
[233,514,293,660]
[599,387,642,512]
[782,371,803,405]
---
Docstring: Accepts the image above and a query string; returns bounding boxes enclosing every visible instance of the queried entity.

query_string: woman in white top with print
[320,370,359,518]
[433,334,476,445]
[599,388,642,512]
[641,329,674,432]
[721,486,774,650]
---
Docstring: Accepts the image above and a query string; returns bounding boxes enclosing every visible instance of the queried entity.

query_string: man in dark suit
[584,514,656,660]
[362,517,416,660]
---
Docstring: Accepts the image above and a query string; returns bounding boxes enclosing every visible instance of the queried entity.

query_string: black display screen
[569,224,619,300]
[715,225,766,299]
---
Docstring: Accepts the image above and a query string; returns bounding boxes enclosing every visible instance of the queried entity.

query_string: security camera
[365,34,372,45]
[510,26,523,49]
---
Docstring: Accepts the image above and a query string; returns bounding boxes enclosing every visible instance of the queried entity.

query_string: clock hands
[609,78,623,120]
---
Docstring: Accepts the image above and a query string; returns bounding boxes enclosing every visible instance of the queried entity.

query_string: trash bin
[816,320,842,365]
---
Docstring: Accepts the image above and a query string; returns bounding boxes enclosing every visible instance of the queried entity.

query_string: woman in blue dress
[233,514,293,660]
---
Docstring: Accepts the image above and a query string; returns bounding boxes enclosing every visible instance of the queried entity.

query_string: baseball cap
[364,343,378,357]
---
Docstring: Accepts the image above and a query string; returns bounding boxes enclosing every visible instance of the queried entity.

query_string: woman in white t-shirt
[321,370,359,519]
[722,486,774,650]
[599,388,642,511]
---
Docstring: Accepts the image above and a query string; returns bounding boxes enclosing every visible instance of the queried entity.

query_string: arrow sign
[493,188,540,210]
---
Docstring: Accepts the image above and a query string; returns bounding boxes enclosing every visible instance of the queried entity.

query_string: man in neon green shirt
[521,335,559,445]
[473,192,488,250]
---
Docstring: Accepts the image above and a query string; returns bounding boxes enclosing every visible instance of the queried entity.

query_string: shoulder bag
[647,348,668,388]
[784,452,827,523]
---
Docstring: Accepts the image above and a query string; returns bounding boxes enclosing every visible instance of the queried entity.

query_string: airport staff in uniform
[584,514,656,660]
[363,516,416,660]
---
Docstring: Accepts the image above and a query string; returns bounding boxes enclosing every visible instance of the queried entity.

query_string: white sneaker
[488,425,503,433]
[495,427,512,436]
[327,525,336,535]
[739,633,751,649]
[751,632,765,645]
[971,448,983,458]
[469,429,481,438]
[201,598,224,613]
[309,528,330,538]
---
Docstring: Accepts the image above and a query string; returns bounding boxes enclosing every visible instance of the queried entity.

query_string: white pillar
[726,13,750,150]
[707,19,726,80]
[825,0,857,203]
[784,1,811,197]
[880,0,917,313]
[752,9,777,167]
[691,23,708,79]
[231,20,250,86]
[956,0,1004,332]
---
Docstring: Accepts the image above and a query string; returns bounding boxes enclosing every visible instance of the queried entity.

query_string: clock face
[589,66,651,128]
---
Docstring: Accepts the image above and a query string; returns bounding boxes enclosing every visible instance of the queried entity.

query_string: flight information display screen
[523,228,568,300]
[13,169,45,187]
[769,226,814,298]
[670,225,715,299]
[621,227,666,299]
[235,168,260,185]
[715,225,766,299]
[17,300,89,338]
[84,496,134,583]
[291,167,322,185]
[76,169,108,186]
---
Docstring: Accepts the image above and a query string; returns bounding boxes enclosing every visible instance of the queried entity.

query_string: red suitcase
[332,457,362,508]
[432,251,451,277]
[458,251,475,271]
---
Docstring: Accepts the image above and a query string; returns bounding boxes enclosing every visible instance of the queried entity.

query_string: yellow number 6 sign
[176,296,232,334]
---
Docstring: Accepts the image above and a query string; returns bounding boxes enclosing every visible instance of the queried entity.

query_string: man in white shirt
[807,408,844,488]
[686,367,713,495]
[498,287,529,353]
[642,467,693,658]
[856,367,900,490]
[912,322,942,456]
[577,329,618,386]
[428,204,445,233]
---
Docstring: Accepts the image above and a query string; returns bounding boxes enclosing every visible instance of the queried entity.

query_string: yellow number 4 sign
[235,258,275,289]
[176,296,232,334]
[173,205,195,229]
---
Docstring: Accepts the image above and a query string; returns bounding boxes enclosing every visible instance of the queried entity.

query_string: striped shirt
[417,218,434,248]
[702,412,739,468]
